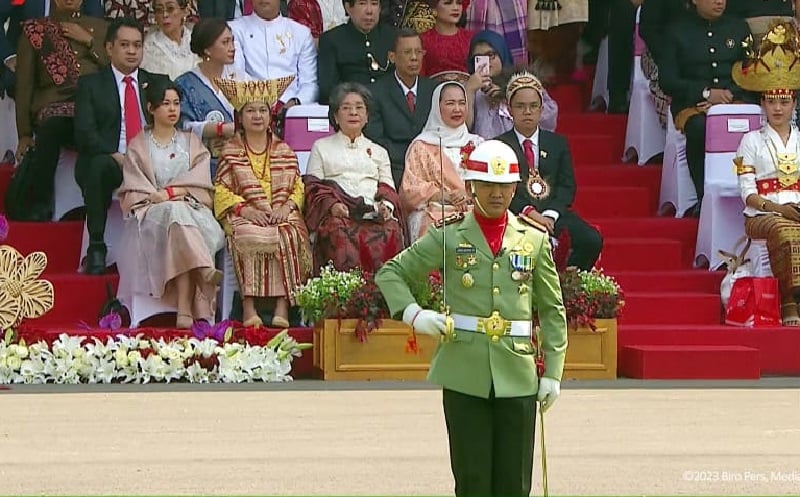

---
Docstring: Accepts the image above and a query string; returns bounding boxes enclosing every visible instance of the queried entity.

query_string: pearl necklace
[150,129,177,149]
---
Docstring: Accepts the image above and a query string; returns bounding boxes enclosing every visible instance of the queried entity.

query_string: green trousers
[442,387,537,497]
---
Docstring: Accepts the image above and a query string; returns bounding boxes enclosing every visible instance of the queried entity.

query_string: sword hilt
[441,305,455,342]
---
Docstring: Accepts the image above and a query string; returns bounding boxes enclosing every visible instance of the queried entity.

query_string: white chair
[658,108,697,217]
[0,95,17,158]
[623,7,666,165]
[590,37,610,111]
[694,104,763,268]
[52,149,83,220]
[77,192,125,271]
[283,104,334,174]
[127,294,177,328]
[749,240,774,277]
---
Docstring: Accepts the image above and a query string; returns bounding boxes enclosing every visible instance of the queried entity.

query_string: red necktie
[406,90,415,113]
[523,138,535,171]
[243,0,253,15]
[123,75,142,145]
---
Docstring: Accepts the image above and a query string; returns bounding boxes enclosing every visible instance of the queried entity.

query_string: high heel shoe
[243,315,264,328]
[203,268,223,286]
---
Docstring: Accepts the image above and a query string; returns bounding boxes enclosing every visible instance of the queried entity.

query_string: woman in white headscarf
[400,81,485,242]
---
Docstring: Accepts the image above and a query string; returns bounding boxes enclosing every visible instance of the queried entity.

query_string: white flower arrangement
[294,262,365,323]
[0,330,310,385]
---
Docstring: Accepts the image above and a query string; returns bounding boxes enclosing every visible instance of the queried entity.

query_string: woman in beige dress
[117,80,225,328]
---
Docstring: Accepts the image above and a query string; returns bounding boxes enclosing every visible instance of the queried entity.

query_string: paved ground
[0,380,798,496]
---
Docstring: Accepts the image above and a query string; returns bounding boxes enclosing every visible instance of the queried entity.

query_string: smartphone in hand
[474,55,491,77]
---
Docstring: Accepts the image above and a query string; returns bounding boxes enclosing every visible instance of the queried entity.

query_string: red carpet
[2,81,798,380]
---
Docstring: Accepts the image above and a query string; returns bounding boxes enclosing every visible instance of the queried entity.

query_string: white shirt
[306,132,395,204]
[394,72,418,97]
[515,127,560,222]
[112,65,146,154]
[737,125,800,216]
[230,14,318,104]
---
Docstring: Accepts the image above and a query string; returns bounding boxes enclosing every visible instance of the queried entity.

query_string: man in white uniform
[231,0,318,107]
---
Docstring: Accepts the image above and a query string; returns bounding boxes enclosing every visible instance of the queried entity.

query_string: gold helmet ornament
[733,21,800,100]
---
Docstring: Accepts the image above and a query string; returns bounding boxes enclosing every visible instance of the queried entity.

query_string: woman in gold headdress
[733,21,800,326]
[214,77,312,328]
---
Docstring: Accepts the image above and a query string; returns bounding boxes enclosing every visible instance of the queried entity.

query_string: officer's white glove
[537,377,561,413]
[402,303,446,336]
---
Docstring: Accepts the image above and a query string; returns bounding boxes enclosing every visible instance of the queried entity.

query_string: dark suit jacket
[74,66,170,160]
[639,0,690,67]
[496,128,576,216]
[364,73,435,180]
[6,0,103,59]
[317,21,396,104]
[659,13,754,115]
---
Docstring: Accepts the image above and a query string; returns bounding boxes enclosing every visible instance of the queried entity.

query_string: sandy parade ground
[0,379,798,496]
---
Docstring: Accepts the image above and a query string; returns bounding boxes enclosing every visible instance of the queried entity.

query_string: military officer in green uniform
[375,140,568,497]
[659,0,754,215]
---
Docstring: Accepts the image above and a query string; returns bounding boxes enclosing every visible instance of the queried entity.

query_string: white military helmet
[462,140,521,184]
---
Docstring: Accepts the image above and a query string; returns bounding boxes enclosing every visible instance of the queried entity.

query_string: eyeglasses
[511,102,542,112]
[473,51,497,60]
[398,49,426,57]
[154,5,180,16]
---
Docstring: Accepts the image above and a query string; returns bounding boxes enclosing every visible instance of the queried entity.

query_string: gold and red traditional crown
[506,71,544,101]
[214,76,294,111]
[733,22,800,99]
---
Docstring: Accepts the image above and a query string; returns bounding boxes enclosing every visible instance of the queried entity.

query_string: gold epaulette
[733,156,756,176]
[518,213,548,233]
[434,212,465,228]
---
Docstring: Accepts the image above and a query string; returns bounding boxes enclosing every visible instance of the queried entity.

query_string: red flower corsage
[460,141,476,168]
[366,147,372,157]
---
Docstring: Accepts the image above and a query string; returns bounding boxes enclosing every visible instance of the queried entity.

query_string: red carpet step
[600,238,683,271]
[610,270,723,293]
[5,221,83,273]
[620,292,721,325]
[621,345,761,379]
[574,186,653,218]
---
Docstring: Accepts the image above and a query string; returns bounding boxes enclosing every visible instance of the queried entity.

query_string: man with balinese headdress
[659,0,755,216]
[214,76,312,328]
[733,21,800,327]
[497,70,602,270]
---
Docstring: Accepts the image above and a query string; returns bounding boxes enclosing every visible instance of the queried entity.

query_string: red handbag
[724,277,781,327]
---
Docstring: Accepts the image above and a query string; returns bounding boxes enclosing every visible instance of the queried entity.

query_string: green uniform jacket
[375,211,568,399]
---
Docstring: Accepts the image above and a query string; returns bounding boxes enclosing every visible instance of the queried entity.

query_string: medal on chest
[527,171,550,200]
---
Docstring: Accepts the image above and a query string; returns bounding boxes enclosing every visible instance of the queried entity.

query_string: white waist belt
[451,313,532,337]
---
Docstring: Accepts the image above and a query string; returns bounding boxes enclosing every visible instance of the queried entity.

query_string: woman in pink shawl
[401,81,484,241]
[117,80,225,329]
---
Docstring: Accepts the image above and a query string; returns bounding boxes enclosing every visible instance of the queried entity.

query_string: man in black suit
[365,28,434,186]
[497,71,603,270]
[74,17,170,275]
[658,0,752,213]
[318,0,396,103]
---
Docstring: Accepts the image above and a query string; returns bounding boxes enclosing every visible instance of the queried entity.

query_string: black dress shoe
[684,203,702,218]
[84,247,107,275]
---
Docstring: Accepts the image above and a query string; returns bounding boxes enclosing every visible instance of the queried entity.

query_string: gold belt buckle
[478,311,511,343]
